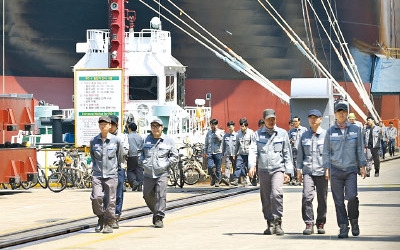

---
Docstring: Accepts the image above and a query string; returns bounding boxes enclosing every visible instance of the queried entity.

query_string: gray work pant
[91,176,118,220]
[330,167,359,226]
[366,147,380,173]
[301,174,328,224]
[224,155,235,177]
[143,175,167,218]
[259,170,284,220]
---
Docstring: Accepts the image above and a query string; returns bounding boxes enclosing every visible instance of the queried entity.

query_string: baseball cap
[109,115,119,124]
[263,109,276,119]
[98,116,111,123]
[348,113,356,119]
[308,109,322,117]
[334,102,348,112]
[150,118,163,126]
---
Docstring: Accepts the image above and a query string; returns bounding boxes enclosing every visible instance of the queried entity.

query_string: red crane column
[109,0,125,68]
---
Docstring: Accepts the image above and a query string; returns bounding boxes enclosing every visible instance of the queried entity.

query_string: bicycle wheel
[178,162,185,188]
[36,163,48,189]
[48,172,67,193]
[37,169,48,189]
[167,164,177,187]
[20,181,31,190]
[183,165,200,185]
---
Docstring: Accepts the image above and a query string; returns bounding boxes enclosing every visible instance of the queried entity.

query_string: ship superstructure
[73,1,210,142]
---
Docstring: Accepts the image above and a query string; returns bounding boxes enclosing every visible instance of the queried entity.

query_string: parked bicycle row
[0,147,92,192]
[0,141,209,192]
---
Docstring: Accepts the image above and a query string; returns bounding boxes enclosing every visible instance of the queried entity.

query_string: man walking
[90,116,124,234]
[141,118,178,228]
[364,117,381,177]
[297,109,328,235]
[288,116,307,185]
[108,115,129,229]
[323,101,366,238]
[204,118,225,187]
[222,121,236,186]
[387,121,397,157]
[231,118,254,186]
[248,109,294,236]
[378,121,388,159]
[126,122,144,191]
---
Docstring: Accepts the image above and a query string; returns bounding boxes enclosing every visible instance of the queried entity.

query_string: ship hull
[1,0,399,125]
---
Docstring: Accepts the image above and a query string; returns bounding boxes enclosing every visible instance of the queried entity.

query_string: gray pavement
[2,157,400,249]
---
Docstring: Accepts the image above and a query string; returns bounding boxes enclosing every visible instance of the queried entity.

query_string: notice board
[74,69,123,146]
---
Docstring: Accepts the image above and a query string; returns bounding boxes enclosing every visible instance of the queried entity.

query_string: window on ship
[165,75,174,102]
[128,76,158,100]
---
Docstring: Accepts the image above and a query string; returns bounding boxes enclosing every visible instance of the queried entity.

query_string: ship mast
[109,0,125,69]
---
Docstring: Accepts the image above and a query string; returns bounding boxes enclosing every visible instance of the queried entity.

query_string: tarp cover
[371,56,400,94]
[351,48,400,94]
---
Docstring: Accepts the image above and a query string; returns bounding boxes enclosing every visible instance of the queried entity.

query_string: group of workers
[90,115,177,233]
[205,101,397,238]
[87,102,397,239]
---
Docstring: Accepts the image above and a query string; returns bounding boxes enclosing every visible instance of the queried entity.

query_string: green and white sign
[74,69,123,146]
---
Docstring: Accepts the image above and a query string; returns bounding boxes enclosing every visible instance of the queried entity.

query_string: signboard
[74,69,123,146]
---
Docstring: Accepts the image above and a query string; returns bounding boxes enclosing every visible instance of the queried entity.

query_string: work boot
[215,179,220,187]
[263,220,275,235]
[366,168,371,177]
[95,215,104,233]
[154,216,164,228]
[210,176,216,186]
[103,219,114,234]
[316,223,325,234]
[338,224,349,238]
[221,177,230,186]
[303,223,314,235]
[274,218,284,236]
[112,215,120,229]
[230,178,239,186]
[350,219,360,236]
[250,176,257,186]
[243,176,250,186]
[131,181,139,191]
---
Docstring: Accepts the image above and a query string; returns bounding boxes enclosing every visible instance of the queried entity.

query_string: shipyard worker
[204,118,225,187]
[231,118,254,186]
[108,114,129,229]
[364,117,381,177]
[387,121,397,157]
[297,109,328,235]
[322,101,366,238]
[288,116,307,185]
[221,121,237,186]
[141,118,178,228]
[90,116,124,234]
[348,113,363,128]
[248,109,294,236]
[249,118,266,187]
[126,122,144,191]
[378,121,388,159]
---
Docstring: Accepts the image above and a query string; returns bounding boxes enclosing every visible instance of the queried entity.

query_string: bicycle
[167,154,185,188]
[25,162,48,189]
[48,148,89,192]
[181,142,206,185]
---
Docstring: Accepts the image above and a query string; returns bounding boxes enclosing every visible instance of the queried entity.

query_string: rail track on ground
[0,186,261,248]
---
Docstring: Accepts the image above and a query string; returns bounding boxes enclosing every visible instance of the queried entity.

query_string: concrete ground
[2,157,400,249]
